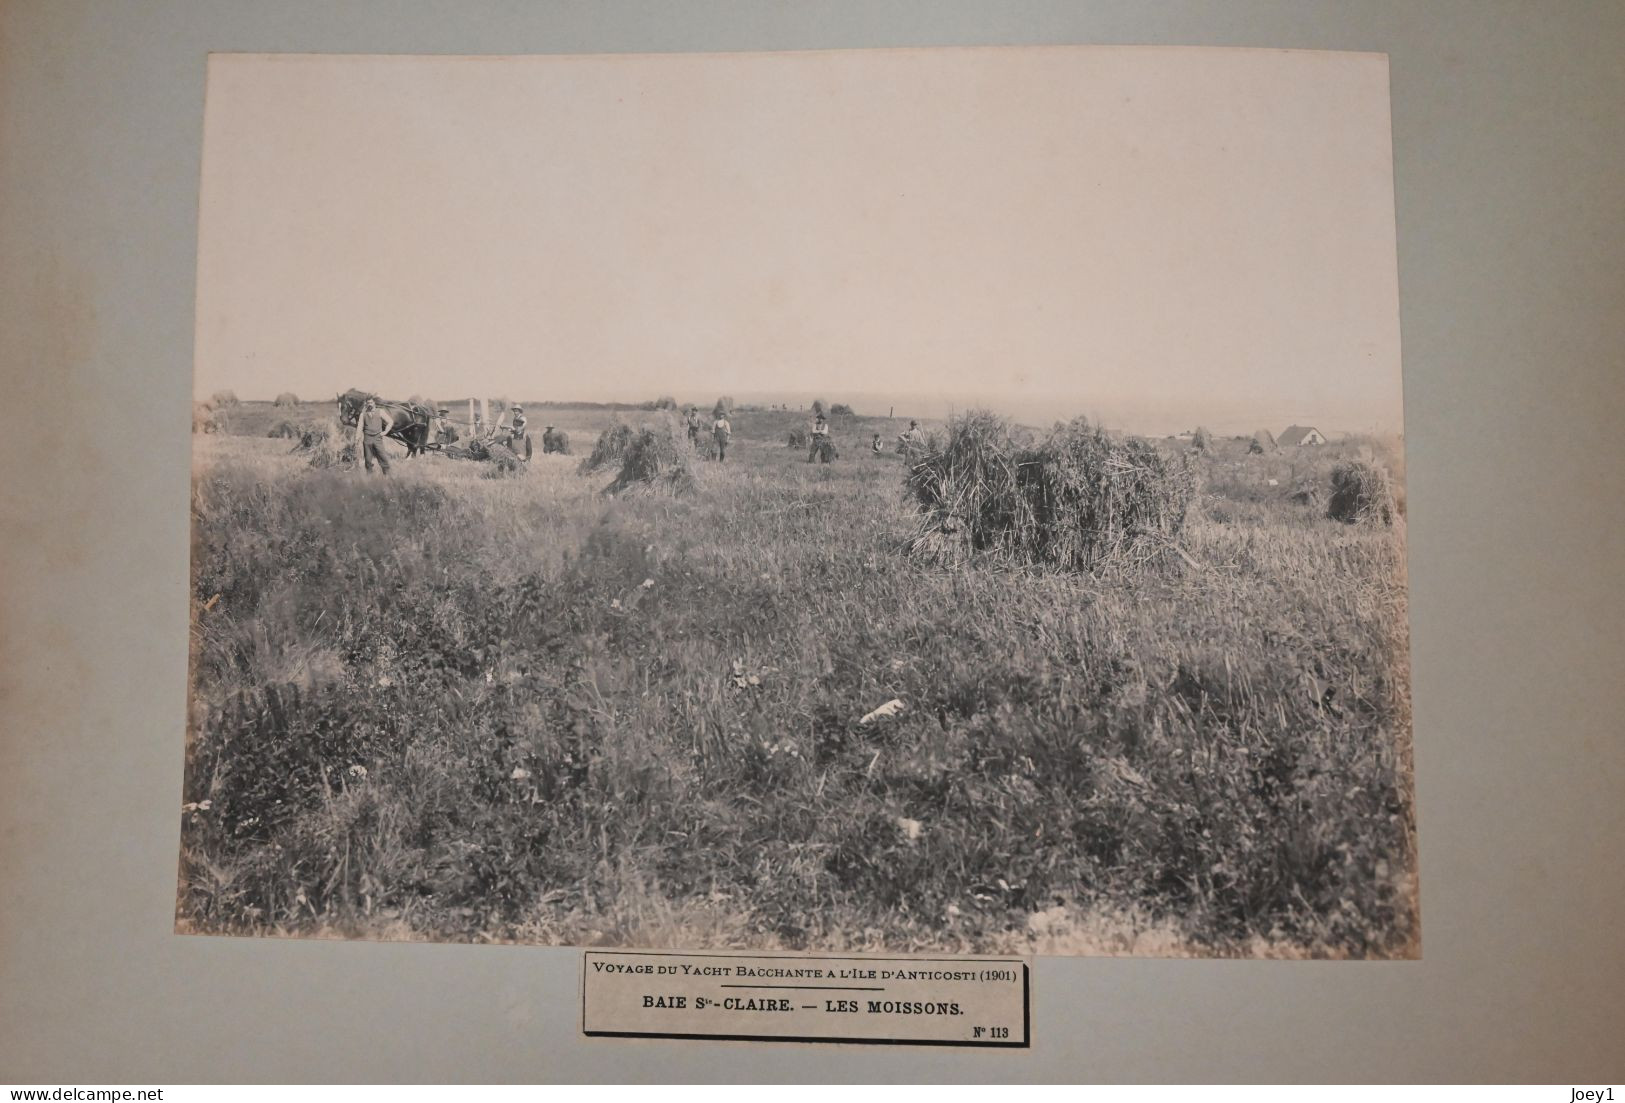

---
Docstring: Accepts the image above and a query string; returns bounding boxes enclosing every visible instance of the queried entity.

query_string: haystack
[1191,426,1213,453]
[542,427,572,455]
[267,420,300,438]
[578,421,638,473]
[605,415,694,495]
[1327,460,1395,525]
[210,389,240,408]
[273,392,300,407]
[1248,429,1276,454]
[786,427,809,449]
[906,411,1198,573]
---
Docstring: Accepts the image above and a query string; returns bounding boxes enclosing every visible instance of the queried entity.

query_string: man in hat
[712,408,732,462]
[897,418,921,454]
[507,404,532,461]
[433,406,460,446]
[808,412,831,463]
[358,396,393,476]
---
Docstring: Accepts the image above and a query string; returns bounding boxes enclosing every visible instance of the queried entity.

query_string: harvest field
[182,400,1415,957]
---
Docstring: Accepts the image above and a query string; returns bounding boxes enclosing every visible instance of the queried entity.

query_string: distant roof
[1280,425,1323,445]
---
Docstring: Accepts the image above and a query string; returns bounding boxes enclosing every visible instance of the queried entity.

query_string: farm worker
[712,411,732,462]
[507,404,532,461]
[434,407,459,445]
[687,406,702,447]
[359,397,393,476]
[808,414,830,463]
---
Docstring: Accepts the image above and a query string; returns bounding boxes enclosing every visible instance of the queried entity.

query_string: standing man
[434,406,460,446]
[686,406,702,448]
[897,419,920,454]
[359,396,393,476]
[508,404,532,461]
[808,412,830,463]
[712,408,732,462]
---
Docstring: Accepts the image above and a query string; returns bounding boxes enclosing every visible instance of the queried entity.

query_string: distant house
[1279,425,1326,447]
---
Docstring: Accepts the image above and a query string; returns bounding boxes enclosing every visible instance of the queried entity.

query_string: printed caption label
[582,950,1029,1047]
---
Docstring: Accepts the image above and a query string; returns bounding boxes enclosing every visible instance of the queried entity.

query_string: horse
[336,389,433,457]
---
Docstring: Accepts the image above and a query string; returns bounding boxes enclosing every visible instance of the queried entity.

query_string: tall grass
[181,414,1415,956]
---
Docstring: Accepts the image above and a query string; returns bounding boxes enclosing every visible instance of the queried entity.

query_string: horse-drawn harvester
[335,390,530,465]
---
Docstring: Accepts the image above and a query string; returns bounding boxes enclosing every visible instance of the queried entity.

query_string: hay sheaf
[542,428,572,455]
[786,427,809,449]
[293,424,354,468]
[292,424,333,450]
[273,392,300,407]
[905,411,1199,573]
[1327,460,1395,525]
[303,439,356,469]
[267,420,300,439]
[605,416,695,495]
[578,421,638,473]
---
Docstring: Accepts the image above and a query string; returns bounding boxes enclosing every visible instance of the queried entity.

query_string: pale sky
[194,47,1403,437]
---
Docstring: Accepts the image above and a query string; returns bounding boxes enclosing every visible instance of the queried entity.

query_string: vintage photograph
[180,47,1415,957]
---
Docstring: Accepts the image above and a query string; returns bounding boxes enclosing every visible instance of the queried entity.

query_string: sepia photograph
[180,46,1414,958]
